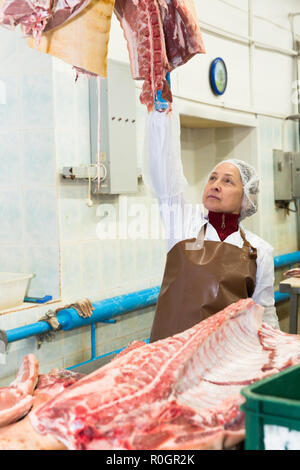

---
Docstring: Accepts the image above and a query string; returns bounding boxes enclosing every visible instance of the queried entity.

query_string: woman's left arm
[252,246,280,329]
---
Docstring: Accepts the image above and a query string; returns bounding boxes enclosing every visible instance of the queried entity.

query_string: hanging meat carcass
[114,0,206,111]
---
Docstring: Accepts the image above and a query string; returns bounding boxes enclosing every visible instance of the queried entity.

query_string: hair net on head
[210,159,259,220]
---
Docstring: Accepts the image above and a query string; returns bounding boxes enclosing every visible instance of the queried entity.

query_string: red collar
[208,211,240,241]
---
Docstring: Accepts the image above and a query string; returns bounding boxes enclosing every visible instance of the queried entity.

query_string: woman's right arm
[142,110,192,252]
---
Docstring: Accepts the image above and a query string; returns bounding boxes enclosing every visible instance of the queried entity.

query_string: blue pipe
[274,291,290,304]
[274,251,300,268]
[4,252,300,344]
[6,321,52,343]
[6,287,160,344]
[273,251,300,304]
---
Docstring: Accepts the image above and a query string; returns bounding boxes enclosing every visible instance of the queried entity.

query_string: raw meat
[158,0,206,68]
[0,0,91,40]
[114,0,171,111]
[283,267,300,278]
[114,0,205,111]
[0,388,34,428]
[10,353,39,395]
[29,299,300,450]
[112,340,146,360]
[34,368,85,401]
[0,354,38,427]
[0,368,84,450]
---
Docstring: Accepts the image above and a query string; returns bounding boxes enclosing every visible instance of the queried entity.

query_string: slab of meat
[283,267,300,278]
[114,0,171,111]
[158,0,206,69]
[114,0,205,111]
[29,299,300,450]
[0,368,84,450]
[0,0,91,40]
[0,354,38,427]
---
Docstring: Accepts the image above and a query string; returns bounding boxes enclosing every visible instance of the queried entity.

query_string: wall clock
[210,58,228,95]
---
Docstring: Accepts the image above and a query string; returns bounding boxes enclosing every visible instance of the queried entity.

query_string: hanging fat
[26,0,116,77]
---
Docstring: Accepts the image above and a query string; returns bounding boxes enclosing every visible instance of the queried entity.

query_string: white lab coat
[142,109,280,329]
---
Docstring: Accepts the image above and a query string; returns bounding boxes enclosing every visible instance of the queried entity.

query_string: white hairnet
[210,159,259,220]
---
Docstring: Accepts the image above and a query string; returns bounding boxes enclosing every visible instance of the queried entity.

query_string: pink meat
[114,0,171,112]
[0,0,90,40]
[34,368,85,400]
[158,0,206,68]
[0,388,33,428]
[10,353,39,395]
[114,0,205,111]
[112,340,146,361]
[0,367,84,450]
[283,268,300,278]
[0,354,39,427]
[28,298,300,450]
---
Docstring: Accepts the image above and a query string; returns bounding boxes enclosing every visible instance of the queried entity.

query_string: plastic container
[0,272,34,310]
[240,364,300,450]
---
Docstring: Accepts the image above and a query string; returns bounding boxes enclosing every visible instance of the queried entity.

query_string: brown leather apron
[150,223,257,342]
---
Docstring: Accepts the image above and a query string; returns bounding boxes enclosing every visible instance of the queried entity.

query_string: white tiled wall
[0,28,60,304]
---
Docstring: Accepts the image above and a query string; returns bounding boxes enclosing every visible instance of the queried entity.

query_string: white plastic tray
[0,272,34,311]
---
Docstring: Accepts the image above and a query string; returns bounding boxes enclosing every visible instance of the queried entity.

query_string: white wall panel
[254,16,293,51]
[253,48,294,116]
[177,33,251,109]
[253,0,300,34]
[196,0,249,38]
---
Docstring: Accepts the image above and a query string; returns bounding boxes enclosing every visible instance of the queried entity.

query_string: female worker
[142,110,279,342]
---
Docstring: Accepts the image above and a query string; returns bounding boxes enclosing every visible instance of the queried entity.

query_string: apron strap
[193,222,257,259]
[240,228,257,259]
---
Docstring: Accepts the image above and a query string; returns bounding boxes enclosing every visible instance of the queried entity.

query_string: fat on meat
[29,299,300,450]
[0,367,84,450]
[283,267,300,278]
[0,354,38,427]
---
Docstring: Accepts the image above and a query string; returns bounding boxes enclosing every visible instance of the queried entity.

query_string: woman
[142,110,279,342]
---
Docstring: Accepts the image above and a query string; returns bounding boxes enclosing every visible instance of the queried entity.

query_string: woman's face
[202,163,243,214]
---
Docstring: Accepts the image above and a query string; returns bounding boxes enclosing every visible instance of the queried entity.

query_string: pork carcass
[114,0,205,111]
[0,354,38,427]
[29,299,300,450]
[0,367,84,450]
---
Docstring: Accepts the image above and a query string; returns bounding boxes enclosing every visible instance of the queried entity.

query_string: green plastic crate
[240,364,300,450]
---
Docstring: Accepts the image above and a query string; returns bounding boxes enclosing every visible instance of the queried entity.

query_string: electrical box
[273,150,300,201]
[89,59,138,194]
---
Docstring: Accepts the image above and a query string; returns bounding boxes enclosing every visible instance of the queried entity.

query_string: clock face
[210,58,227,95]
